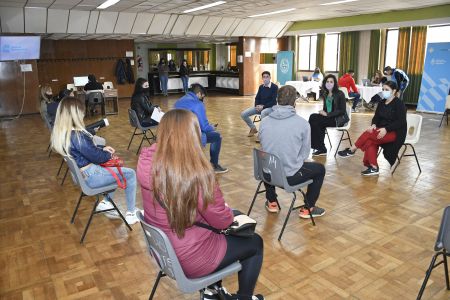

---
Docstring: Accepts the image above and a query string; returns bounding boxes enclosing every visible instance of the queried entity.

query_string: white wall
[357,30,371,83]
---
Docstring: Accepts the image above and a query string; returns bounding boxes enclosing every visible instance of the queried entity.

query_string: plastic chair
[439,95,450,127]
[339,87,354,101]
[103,81,114,90]
[325,105,353,157]
[417,206,450,300]
[247,148,315,241]
[64,155,132,243]
[136,211,242,299]
[86,91,105,117]
[392,114,422,174]
[127,109,157,154]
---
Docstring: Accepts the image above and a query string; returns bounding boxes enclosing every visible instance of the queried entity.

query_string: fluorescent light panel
[320,0,358,6]
[248,8,296,18]
[183,1,226,13]
[97,0,121,9]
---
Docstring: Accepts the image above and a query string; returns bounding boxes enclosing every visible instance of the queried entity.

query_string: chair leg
[71,192,84,224]
[409,144,422,174]
[80,195,100,243]
[278,192,297,241]
[61,168,69,186]
[391,145,407,175]
[127,127,138,150]
[300,189,315,226]
[104,194,132,231]
[48,149,52,158]
[417,252,442,300]
[334,130,345,157]
[149,271,165,300]
[137,134,145,155]
[439,112,445,127]
[325,129,332,150]
[57,158,64,176]
[247,181,263,216]
[47,143,51,152]
[444,250,450,290]
[347,130,353,147]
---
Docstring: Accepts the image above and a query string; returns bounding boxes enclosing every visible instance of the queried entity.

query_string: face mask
[382,90,392,99]
[263,78,270,85]
[325,82,334,90]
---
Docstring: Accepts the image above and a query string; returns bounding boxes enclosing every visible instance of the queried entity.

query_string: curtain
[338,31,359,81]
[396,27,411,71]
[403,26,427,104]
[367,29,381,80]
[315,34,325,73]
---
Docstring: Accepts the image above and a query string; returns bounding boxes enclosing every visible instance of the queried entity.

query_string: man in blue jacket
[174,84,228,174]
[241,71,278,138]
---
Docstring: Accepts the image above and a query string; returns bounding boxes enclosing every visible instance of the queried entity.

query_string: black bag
[195,210,256,238]
[335,112,350,127]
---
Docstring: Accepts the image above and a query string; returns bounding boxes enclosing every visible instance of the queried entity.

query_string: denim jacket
[70,130,111,168]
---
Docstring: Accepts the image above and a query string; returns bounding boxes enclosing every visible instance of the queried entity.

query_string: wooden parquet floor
[1,93,449,300]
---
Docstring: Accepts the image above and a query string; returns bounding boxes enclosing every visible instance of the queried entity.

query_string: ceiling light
[248,8,296,18]
[97,0,121,9]
[320,0,358,6]
[183,1,226,13]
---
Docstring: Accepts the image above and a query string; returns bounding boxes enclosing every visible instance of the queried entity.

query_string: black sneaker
[213,164,229,174]
[338,148,356,158]
[312,149,327,156]
[217,287,264,300]
[361,166,379,176]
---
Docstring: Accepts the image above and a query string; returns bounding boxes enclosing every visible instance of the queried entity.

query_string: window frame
[298,34,317,72]
[384,28,399,68]
[324,32,340,73]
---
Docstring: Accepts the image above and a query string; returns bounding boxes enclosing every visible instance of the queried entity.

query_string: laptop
[302,76,309,82]
[361,79,371,86]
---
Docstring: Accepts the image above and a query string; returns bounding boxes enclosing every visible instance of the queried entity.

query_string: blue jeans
[160,75,168,95]
[181,75,189,92]
[83,164,137,212]
[240,107,273,129]
[350,92,361,109]
[205,131,222,166]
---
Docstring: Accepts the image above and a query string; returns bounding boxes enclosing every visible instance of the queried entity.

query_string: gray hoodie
[259,105,311,177]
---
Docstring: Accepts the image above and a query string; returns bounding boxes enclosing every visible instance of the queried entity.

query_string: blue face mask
[382,90,392,99]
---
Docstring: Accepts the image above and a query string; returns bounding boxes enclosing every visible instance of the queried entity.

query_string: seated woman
[338,81,407,176]
[310,67,324,83]
[131,78,159,127]
[371,70,385,85]
[308,74,348,156]
[137,109,264,300]
[51,97,141,224]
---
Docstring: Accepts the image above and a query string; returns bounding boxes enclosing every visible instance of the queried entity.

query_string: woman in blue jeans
[51,96,140,224]
[179,59,189,93]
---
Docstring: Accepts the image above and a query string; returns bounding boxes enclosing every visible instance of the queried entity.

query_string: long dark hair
[133,77,148,97]
[321,74,339,96]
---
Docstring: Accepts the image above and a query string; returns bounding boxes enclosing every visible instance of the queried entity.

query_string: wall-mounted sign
[245,51,251,57]
[237,55,243,63]
[20,64,32,72]
[126,51,134,57]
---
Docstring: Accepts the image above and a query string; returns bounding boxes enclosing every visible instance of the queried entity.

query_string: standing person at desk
[158,58,169,96]
[84,75,103,93]
[179,59,190,94]
[131,78,159,127]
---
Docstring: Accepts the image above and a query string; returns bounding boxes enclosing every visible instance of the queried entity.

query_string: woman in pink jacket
[137,109,264,300]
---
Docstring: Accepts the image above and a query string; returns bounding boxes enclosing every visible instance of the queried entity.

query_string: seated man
[174,83,228,174]
[259,85,326,218]
[84,74,104,93]
[338,69,361,113]
[241,71,278,138]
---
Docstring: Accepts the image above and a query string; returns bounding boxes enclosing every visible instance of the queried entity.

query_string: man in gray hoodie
[259,85,326,219]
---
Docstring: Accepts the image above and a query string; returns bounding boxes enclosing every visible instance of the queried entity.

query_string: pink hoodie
[137,144,234,278]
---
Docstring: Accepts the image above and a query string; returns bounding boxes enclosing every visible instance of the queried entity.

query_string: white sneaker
[96,200,120,219]
[125,209,142,225]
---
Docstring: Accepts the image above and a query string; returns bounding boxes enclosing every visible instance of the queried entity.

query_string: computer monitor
[73,76,89,87]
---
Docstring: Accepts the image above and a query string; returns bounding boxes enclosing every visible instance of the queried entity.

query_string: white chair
[339,87,354,101]
[439,95,450,127]
[325,105,353,157]
[67,83,75,91]
[103,81,114,90]
[392,114,423,174]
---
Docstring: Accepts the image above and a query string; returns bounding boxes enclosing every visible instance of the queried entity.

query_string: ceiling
[0,0,448,42]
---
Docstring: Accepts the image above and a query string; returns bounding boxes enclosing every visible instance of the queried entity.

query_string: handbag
[335,112,350,127]
[100,157,127,189]
[195,210,256,238]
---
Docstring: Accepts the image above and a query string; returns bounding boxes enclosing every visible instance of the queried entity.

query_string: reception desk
[149,71,239,95]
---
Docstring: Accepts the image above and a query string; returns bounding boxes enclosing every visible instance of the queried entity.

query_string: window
[427,24,450,43]
[324,33,340,72]
[385,29,399,68]
[298,35,317,71]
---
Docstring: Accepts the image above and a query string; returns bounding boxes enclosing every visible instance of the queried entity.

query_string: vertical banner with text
[277,51,294,85]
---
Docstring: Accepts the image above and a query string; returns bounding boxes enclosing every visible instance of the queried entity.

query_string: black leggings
[213,234,264,296]
[309,113,336,151]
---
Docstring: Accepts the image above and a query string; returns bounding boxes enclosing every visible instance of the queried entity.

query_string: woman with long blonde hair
[39,84,54,122]
[51,96,141,224]
[137,109,264,300]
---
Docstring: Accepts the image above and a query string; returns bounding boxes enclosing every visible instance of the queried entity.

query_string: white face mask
[142,82,149,89]
[382,90,392,99]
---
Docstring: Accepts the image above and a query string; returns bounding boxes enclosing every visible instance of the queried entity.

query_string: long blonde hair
[51,97,88,156]
[40,85,53,103]
[151,109,216,238]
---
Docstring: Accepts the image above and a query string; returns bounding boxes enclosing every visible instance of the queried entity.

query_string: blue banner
[417,42,450,113]
[277,51,294,85]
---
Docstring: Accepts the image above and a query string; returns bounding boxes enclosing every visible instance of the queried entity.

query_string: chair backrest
[339,87,350,99]
[405,114,423,144]
[64,155,83,188]
[67,83,75,91]
[435,206,450,251]
[103,81,114,90]
[136,211,192,291]
[87,91,104,105]
[253,148,289,190]
[128,108,140,128]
